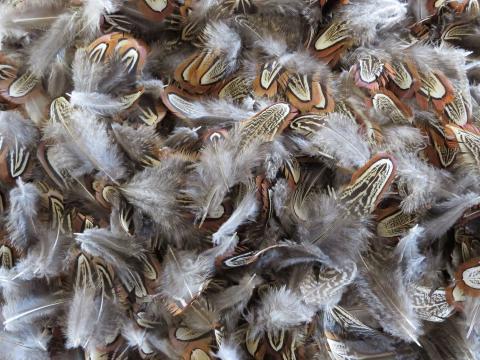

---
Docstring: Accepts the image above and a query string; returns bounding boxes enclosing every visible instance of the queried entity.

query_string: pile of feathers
[2,0,480,358]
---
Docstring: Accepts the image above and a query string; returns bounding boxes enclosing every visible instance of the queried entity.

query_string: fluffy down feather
[120,157,192,244]
[249,286,316,336]
[0,111,38,148]
[43,108,127,181]
[66,287,123,351]
[339,0,407,45]
[6,180,41,250]
[301,113,371,169]
[159,249,214,306]
[395,152,452,214]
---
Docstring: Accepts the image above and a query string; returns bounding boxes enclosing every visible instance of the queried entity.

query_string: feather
[255,36,332,78]
[338,0,407,45]
[202,21,242,65]
[214,341,245,360]
[357,253,423,345]
[249,286,315,336]
[395,151,452,214]
[0,3,65,44]
[111,123,162,165]
[27,13,77,77]
[263,140,290,181]
[71,48,138,101]
[213,274,262,314]
[0,327,51,360]
[6,180,41,250]
[121,320,154,355]
[254,0,307,14]
[80,0,122,39]
[13,229,72,280]
[0,111,38,148]
[421,318,477,359]
[43,108,127,181]
[75,228,145,272]
[380,125,427,153]
[75,228,152,299]
[69,91,125,115]
[46,53,72,98]
[162,93,256,121]
[308,112,371,169]
[66,286,124,351]
[298,192,372,264]
[298,261,357,309]
[410,45,470,86]
[212,191,259,246]
[120,157,192,244]
[158,249,214,310]
[423,192,480,239]
[2,291,66,332]
[186,131,265,222]
[394,225,426,283]
[464,297,480,339]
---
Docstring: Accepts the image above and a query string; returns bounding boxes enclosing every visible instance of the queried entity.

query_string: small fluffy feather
[380,125,427,153]
[339,0,407,45]
[214,341,245,360]
[2,291,65,332]
[203,21,241,63]
[72,48,137,98]
[0,327,51,360]
[75,228,145,270]
[80,0,122,39]
[307,113,371,169]
[69,91,125,115]
[423,192,480,239]
[212,191,259,246]
[66,287,123,350]
[13,230,72,280]
[27,13,77,77]
[6,180,41,250]
[120,158,191,243]
[0,111,38,148]
[44,108,127,181]
[250,286,315,336]
[394,225,426,283]
[395,152,452,213]
[253,0,306,14]
[121,321,153,354]
[357,254,423,344]
[187,132,265,220]
[298,192,372,265]
[111,123,162,164]
[159,249,214,304]
[213,274,262,314]
[176,98,256,121]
